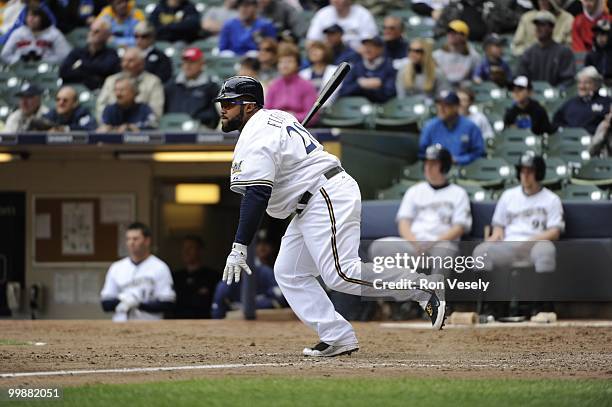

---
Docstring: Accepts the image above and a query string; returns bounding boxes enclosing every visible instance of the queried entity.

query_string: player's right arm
[100,263,120,312]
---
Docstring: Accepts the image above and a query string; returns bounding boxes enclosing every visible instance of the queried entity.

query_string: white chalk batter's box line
[379,320,612,329]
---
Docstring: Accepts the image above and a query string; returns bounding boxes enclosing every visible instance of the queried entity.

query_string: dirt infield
[1,320,611,387]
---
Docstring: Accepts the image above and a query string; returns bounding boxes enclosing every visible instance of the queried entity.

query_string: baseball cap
[361,35,384,47]
[435,90,460,105]
[533,10,556,25]
[15,82,43,97]
[323,23,344,34]
[182,47,204,62]
[511,75,532,90]
[448,20,469,36]
[593,19,611,33]
[483,33,506,47]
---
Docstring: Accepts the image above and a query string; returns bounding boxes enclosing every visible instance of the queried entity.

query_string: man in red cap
[164,47,220,129]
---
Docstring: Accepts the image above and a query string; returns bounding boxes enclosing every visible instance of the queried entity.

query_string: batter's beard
[221,110,243,133]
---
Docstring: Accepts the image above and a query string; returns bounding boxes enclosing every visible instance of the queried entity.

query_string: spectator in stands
[382,15,407,64]
[511,0,573,56]
[553,66,612,133]
[134,21,172,83]
[164,47,221,129]
[0,0,26,40]
[201,0,237,37]
[338,36,396,103]
[97,0,145,48]
[590,107,612,156]
[419,90,485,165]
[47,0,89,34]
[322,23,359,66]
[96,47,164,121]
[100,222,175,321]
[585,19,612,81]
[59,18,120,90]
[473,152,564,274]
[257,36,278,85]
[299,41,338,95]
[504,75,555,135]
[258,0,304,41]
[218,0,276,56]
[3,83,48,133]
[432,20,480,87]
[411,0,449,20]
[306,0,378,51]
[572,0,609,52]
[0,0,56,45]
[265,42,318,122]
[396,38,447,99]
[98,76,158,131]
[171,236,220,319]
[434,0,488,41]
[0,6,70,64]
[211,235,286,319]
[516,10,576,88]
[473,33,512,87]
[149,0,200,43]
[41,86,97,131]
[457,87,494,140]
[369,144,472,277]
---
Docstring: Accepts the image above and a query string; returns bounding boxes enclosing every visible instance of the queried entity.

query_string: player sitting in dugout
[369,144,472,278]
[211,234,287,319]
[100,222,176,322]
[473,152,565,273]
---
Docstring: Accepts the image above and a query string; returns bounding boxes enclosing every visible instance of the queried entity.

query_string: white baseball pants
[274,172,433,346]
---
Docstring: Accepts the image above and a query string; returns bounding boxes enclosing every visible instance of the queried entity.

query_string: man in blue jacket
[219,0,277,56]
[419,90,485,165]
[43,86,97,131]
[338,36,396,103]
[98,76,157,131]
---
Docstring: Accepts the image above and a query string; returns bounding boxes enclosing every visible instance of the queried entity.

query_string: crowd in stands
[0,0,611,158]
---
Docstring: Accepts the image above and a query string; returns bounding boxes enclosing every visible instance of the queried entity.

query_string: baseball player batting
[216,76,445,357]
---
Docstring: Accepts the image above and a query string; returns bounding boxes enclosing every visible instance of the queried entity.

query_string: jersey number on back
[286,122,320,155]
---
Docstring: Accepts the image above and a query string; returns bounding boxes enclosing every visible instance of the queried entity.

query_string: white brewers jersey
[100,255,176,321]
[396,182,472,241]
[492,185,565,241]
[230,109,341,219]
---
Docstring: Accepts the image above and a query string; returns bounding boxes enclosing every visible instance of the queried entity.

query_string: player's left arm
[531,195,564,241]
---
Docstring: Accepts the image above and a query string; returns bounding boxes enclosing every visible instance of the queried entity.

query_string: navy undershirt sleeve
[138,300,176,313]
[101,299,120,312]
[235,185,272,245]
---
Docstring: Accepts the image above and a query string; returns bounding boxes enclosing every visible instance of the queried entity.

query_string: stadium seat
[550,127,592,144]
[460,184,495,201]
[159,113,199,131]
[157,41,184,58]
[557,184,609,201]
[492,128,542,149]
[191,37,220,56]
[66,27,89,48]
[376,179,416,200]
[34,71,62,96]
[542,156,570,187]
[456,157,514,187]
[400,160,424,181]
[320,97,374,128]
[571,158,612,187]
[547,137,590,163]
[375,96,430,128]
[65,84,96,112]
[206,56,240,82]
[492,143,541,163]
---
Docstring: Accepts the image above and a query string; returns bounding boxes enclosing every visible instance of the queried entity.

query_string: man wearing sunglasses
[41,86,97,132]
[216,75,446,358]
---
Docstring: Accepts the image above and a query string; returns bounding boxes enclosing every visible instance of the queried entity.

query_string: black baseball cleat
[423,292,446,330]
[302,342,359,357]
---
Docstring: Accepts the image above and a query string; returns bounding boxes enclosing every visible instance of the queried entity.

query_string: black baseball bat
[301,62,351,127]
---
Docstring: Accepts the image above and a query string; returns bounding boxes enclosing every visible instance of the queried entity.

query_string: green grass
[13,377,612,407]
[0,338,30,346]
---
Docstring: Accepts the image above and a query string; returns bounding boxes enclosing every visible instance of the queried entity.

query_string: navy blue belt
[296,166,344,215]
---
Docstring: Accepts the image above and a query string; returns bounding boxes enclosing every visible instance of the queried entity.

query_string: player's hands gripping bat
[301,62,351,127]
[223,243,252,285]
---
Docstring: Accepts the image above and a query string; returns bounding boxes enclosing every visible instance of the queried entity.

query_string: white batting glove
[117,292,140,311]
[223,243,252,285]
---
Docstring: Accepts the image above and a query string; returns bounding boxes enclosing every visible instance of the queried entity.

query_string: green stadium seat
[377,179,416,200]
[159,113,199,131]
[157,41,184,58]
[492,128,542,149]
[375,96,430,128]
[550,127,592,144]
[571,158,612,187]
[542,156,570,187]
[492,143,542,163]
[457,157,514,187]
[207,56,240,82]
[557,184,609,201]
[460,184,495,201]
[64,84,96,112]
[190,36,220,56]
[400,160,424,181]
[34,72,62,96]
[66,27,89,48]
[320,97,374,128]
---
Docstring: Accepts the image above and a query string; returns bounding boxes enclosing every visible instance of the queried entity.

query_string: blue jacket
[473,56,512,83]
[101,103,157,129]
[419,115,485,165]
[43,105,97,131]
[219,17,277,55]
[338,56,397,103]
[59,46,121,90]
[552,94,612,134]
